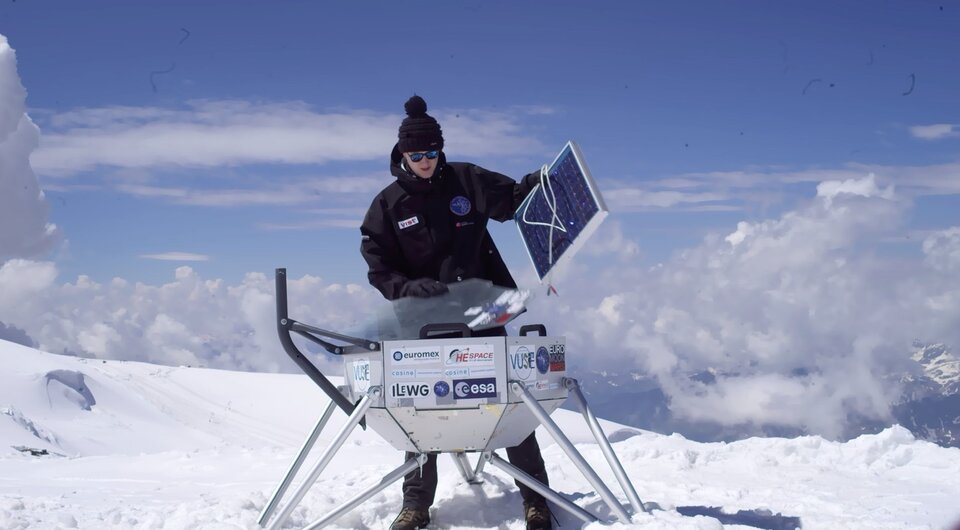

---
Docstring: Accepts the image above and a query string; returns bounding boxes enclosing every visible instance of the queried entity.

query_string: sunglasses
[407,150,439,162]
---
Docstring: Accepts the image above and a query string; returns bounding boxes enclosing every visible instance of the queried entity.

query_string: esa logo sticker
[453,377,497,399]
[536,347,550,375]
[398,216,419,230]
[449,196,472,216]
[434,381,450,397]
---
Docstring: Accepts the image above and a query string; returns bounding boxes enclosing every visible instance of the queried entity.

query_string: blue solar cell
[514,142,608,282]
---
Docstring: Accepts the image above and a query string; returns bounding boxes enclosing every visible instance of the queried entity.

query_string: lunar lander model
[257,269,645,529]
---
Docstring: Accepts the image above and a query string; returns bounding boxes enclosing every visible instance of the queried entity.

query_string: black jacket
[360,145,539,300]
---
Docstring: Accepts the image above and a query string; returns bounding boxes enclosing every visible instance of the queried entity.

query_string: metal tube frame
[258,399,338,527]
[509,381,632,523]
[486,452,597,525]
[450,452,483,484]
[267,272,645,527]
[303,454,428,530]
[565,377,646,514]
[264,387,380,530]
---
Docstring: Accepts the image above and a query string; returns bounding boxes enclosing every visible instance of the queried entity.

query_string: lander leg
[264,387,380,530]
[258,399,339,527]
[509,381,633,524]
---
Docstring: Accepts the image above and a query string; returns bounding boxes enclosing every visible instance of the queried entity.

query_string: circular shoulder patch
[449,195,472,216]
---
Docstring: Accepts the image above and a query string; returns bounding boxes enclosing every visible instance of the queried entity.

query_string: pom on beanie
[398,95,444,153]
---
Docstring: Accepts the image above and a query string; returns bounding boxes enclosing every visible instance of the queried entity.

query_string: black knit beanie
[397,95,444,153]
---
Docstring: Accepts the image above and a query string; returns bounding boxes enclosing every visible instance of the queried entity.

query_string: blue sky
[2,1,958,285]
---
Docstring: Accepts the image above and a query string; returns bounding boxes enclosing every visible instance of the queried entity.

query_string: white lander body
[258,270,644,530]
[347,334,565,453]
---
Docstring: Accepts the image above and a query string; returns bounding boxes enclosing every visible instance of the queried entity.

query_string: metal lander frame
[257,269,644,529]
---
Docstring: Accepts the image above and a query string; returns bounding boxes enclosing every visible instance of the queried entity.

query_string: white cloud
[529,173,959,439]
[608,161,960,214]
[922,227,960,273]
[0,263,382,372]
[31,101,544,178]
[115,174,386,207]
[816,173,894,207]
[909,123,958,140]
[0,35,61,261]
[140,252,210,262]
[0,259,58,306]
[605,189,732,210]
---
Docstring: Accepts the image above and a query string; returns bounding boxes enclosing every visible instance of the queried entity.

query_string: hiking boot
[524,501,552,530]
[390,506,430,530]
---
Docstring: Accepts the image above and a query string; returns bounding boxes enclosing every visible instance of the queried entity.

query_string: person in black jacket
[360,95,553,530]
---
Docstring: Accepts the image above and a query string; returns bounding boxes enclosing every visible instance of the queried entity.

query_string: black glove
[522,170,543,189]
[400,278,449,298]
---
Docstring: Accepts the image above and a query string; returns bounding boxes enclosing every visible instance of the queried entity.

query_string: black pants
[401,431,549,509]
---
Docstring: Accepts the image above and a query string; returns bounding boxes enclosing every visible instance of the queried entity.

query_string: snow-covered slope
[1,339,959,530]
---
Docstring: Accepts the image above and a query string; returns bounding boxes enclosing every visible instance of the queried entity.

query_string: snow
[2,339,959,529]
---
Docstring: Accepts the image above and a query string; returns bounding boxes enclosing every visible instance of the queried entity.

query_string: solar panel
[514,141,608,282]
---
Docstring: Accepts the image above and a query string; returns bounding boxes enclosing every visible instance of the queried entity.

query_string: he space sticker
[444,346,495,366]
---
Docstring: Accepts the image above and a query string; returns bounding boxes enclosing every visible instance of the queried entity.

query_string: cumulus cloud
[529,174,959,439]
[0,35,61,261]
[923,227,960,273]
[816,173,894,207]
[0,263,382,372]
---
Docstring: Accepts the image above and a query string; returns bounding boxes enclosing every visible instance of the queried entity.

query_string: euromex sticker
[391,348,441,364]
[351,360,370,393]
[444,345,495,366]
[509,345,535,380]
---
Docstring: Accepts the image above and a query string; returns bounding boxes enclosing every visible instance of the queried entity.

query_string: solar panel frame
[514,141,609,283]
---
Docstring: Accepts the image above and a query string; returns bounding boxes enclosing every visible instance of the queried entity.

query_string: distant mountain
[892,342,960,448]
[909,341,960,395]
[570,342,960,448]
